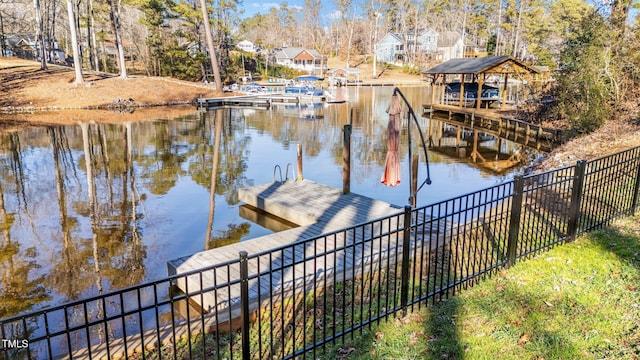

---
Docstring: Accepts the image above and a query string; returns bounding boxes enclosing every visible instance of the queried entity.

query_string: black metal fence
[2,146,639,360]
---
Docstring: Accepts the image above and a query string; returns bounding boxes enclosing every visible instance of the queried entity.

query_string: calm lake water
[0,86,545,320]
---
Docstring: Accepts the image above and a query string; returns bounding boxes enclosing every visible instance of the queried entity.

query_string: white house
[411,29,438,54]
[436,31,464,62]
[273,47,327,75]
[375,33,405,64]
[236,40,256,53]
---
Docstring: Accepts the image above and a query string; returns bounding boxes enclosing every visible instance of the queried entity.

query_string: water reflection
[0,86,543,320]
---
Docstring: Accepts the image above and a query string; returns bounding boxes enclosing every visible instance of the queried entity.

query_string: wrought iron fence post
[506,176,524,268]
[567,160,587,240]
[400,205,412,316]
[239,251,250,360]
[631,155,640,215]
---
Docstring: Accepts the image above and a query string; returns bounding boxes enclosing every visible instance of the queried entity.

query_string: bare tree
[33,0,47,69]
[106,0,127,77]
[65,0,84,83]
[87,0,100,70]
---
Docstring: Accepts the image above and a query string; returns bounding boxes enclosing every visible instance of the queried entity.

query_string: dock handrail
[285,163,295,181]
[273,164,283,183]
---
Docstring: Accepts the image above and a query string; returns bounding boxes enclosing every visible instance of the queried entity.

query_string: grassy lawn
[336,214,640,360]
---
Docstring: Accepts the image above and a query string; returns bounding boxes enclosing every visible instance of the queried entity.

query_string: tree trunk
[33,0,47,70]
[346,11,356,67]
[48,0,58,64]
[107,0,128,78]
[66,0,84,84]
[199,0,222,92]
[86,0,94,70]
[513,0,523,58]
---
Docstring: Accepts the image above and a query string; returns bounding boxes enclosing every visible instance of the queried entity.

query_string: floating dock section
[167,180,449,325]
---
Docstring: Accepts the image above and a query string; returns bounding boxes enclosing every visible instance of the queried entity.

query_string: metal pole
[407,96,414,206]
[567,160,587,240]
[400,205,412,316]
[239,251,250,360]
[392,87,432,205]
[506,176,524,267]
[631,155,640,215]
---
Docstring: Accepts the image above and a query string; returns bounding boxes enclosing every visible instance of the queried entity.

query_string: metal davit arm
[392,87,432,207]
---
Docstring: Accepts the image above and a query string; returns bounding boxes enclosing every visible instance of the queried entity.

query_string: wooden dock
[197,93,328,110]
[167,180,449,323]
[424,104,562,142]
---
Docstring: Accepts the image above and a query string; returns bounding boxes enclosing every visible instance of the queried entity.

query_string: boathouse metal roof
[422,56,539,76]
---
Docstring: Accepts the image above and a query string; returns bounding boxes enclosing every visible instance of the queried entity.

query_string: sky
[244,2,299,16]
[242,1,339,20]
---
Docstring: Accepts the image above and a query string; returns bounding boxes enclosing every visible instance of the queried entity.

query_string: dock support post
[401,205,412,316]
[343,124,352,194]
[239,251,250,360]
[456,125,461,154]
[297,144,303,181]
[410,155,418,207]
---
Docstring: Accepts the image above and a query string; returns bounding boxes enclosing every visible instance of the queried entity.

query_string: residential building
[436,31,464,62]
[2,34,66,64]
[273,47,327,75]
[236,40,257,53]
[374,29,439,65]
[375,33,405,64]
[409,29,438,54]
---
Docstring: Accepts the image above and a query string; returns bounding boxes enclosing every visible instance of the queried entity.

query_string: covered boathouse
[422,56,540,109]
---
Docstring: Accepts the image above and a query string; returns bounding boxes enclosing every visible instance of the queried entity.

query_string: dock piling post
[410,155,418,207]
[343,124,352,194]
[297,144,303,181]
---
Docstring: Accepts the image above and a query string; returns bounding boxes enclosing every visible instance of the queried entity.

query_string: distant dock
[197,93,329,110]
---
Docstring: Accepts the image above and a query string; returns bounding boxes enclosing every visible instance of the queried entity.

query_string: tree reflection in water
[0,86,535,324]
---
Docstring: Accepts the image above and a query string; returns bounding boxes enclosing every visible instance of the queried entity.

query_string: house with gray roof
[375,33,405,64]
[2,34,66,64]
[273,47,327,75]
[374,29,439,65]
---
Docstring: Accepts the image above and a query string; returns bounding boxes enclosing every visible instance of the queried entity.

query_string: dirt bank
[1,57,220,111]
